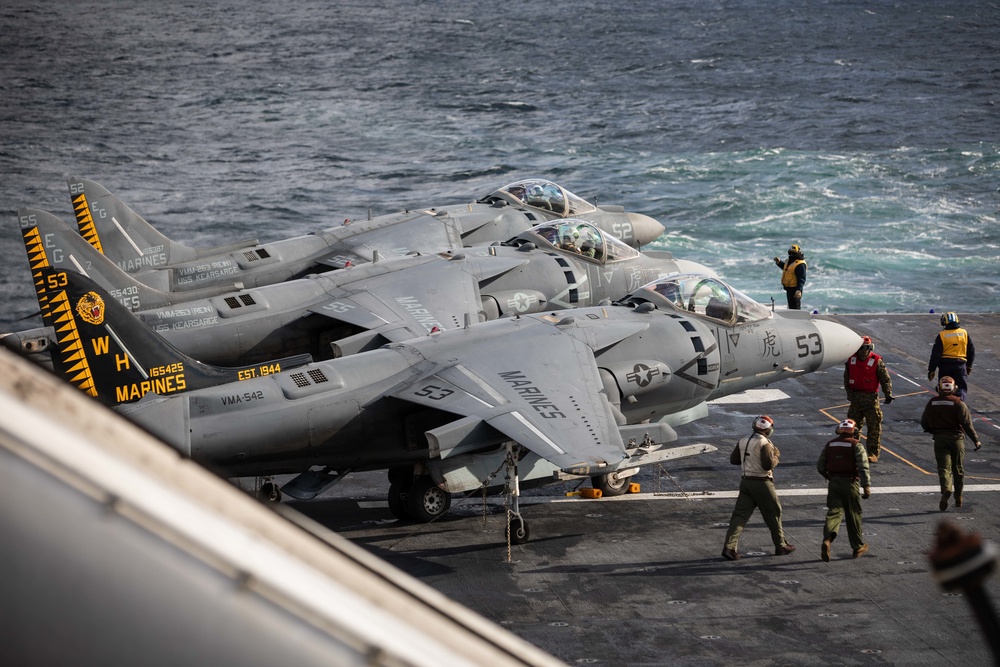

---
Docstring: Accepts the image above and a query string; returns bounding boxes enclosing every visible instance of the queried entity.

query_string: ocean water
[1,0,997,332]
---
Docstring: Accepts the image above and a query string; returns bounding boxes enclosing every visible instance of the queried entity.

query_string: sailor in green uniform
[920,376,982,511]
[817,418,872,561]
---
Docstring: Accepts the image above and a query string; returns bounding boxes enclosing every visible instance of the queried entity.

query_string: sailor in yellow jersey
[773,243,807,309]
[928,311,975,401]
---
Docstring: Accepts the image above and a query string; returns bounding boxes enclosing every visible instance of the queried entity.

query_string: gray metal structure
[66,176,665,292]
[33,265,861,542]
[7,208,710,366]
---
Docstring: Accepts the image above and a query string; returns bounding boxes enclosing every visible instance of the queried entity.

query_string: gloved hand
[975,441,982,451]
[773,256,780,264]
[862,487,871,499]
[793,290,802,300]
[884,395,894,405]
[967,366,973,376]
[928,371,935,382]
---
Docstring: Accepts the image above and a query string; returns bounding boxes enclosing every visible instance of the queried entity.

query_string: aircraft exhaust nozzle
[812,320,864,369]
[625,212,666,246]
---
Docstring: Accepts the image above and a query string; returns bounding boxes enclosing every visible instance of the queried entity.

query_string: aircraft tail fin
[66,176,260,270]
[18,208,241,312]
[33,265,310,407]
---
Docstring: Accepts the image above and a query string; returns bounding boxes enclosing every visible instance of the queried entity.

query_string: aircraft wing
[314,210,464,268]
[390,318,627,472]
[306,256,483,340]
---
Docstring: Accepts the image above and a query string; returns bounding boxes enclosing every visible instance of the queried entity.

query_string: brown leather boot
[955,495,963,508]
[821,539,832,562]
[853,543,869,558]
[940,490,952,511]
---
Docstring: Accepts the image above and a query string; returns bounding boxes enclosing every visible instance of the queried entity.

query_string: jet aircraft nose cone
[813,320,864,368]
[626,212,666,246]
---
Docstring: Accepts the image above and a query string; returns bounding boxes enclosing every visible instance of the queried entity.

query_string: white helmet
[939,376,956,394]
[753,415,774,434]
[836,418,857,435]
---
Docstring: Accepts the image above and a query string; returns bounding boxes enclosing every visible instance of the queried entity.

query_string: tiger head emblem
[76,291,105,326]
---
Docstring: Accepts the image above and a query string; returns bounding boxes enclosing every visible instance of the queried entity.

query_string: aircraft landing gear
[592,471,630,497]
[385,467,452,523]
[256,478,282,503]
[407,476,452,523]
[387,479,411,520]
[503,443,529,547]
[506,513,530,545]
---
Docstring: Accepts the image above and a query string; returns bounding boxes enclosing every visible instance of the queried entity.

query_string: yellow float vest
[939,328,969,361]
[781,259,806,288]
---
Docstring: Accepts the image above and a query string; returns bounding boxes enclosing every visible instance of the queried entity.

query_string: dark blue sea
[1,0,997,332]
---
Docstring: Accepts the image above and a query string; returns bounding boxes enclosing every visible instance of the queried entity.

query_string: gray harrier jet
[6,209,709,366]
[32,265,860,543]
[66,176,665,292]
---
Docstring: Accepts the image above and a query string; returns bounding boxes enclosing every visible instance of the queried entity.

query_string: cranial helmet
[836,418,857,435]
[858,335,873,356]
[753,415,775,434]
[941,312,960,327]
[939,376,956,394]
[788,244,801,254]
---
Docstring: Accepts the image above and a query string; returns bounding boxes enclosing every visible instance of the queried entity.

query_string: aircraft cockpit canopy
[479,179,598,218]
[520,220,640,263]
[631,274,773,324]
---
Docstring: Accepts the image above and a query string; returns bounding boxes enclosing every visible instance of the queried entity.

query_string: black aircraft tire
[407,477,451,523]
[387,480,411,521]
[592,473,629,497]
[506,518,530,545]
[257,482,282,503]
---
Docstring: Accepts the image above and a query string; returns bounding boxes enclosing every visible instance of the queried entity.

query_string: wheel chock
[565,490,582,497]
[581,488,603,499]
[628,483,641,494]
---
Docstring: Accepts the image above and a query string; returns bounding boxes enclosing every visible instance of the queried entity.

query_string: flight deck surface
[288,313,1000,666]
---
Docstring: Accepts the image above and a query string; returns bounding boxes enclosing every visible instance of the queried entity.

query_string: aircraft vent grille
[243,251,259,262]
[288,369,330,388]
[679,320,696,332]
[257,248,271,259]
[691,336,705,352]
[239,294,256,306]
[555,257,570,268]
[224,297,241,309]
[307,369,329,384]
